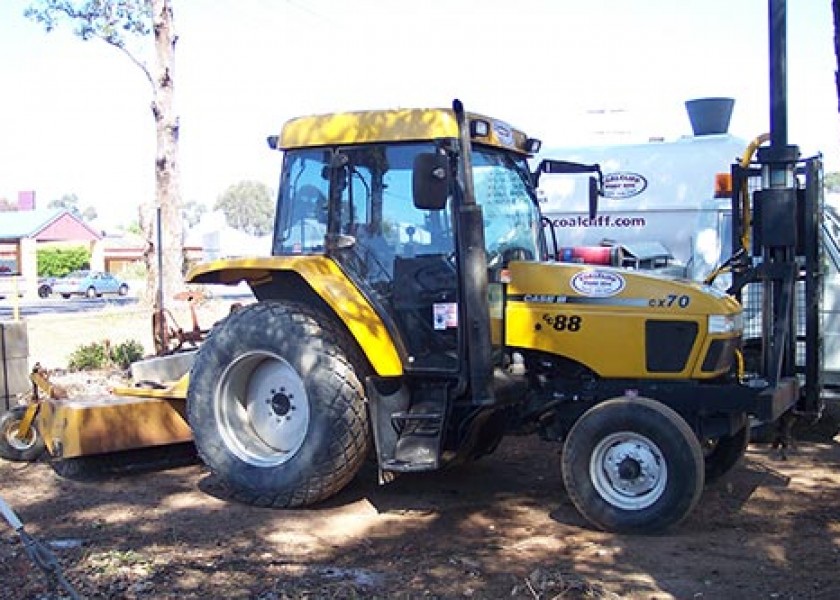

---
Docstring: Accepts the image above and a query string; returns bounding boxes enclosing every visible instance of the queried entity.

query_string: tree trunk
[144,0,184,306]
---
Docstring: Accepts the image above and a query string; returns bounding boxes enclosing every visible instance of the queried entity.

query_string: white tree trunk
[144,0,184,306]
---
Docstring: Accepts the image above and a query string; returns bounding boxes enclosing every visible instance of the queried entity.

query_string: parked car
[52,270,129,299]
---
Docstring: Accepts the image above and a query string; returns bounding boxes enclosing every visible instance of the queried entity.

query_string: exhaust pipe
[685,97,735,136]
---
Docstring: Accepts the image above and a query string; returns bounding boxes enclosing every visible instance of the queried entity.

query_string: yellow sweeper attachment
[0,293,226,466]
[35,352,195,460]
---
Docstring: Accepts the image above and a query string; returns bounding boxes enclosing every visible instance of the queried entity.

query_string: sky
[0,0,837,228]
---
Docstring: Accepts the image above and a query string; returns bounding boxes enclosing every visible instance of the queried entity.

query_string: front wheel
[0,406,46,462]
[118,284,128,296]
[561,397,704,534]
[85,287,96,299]
[187,301,371,508]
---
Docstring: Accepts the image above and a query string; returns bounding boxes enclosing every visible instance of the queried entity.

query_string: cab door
[326,142,461,374]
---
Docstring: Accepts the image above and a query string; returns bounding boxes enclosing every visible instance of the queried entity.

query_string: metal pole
[769,0,788,148]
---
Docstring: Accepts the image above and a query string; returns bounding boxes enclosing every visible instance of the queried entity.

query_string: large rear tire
[561,396,704,534]
[187,301,371,508]
[0,406,46,462]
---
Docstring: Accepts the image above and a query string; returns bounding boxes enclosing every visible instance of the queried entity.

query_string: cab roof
[274,108,534,155]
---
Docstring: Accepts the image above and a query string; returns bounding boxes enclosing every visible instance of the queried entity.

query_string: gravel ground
[0,301,838,599]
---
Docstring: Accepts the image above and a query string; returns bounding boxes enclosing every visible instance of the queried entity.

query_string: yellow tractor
[1,98,815,534]
[177,100,804,533]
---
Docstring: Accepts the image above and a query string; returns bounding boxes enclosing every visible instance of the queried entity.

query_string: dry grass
[23,300,239,370]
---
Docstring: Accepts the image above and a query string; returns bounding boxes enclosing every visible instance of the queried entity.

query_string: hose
[0,496,82,599]
[703,133,771,287]
[739,132,771,253]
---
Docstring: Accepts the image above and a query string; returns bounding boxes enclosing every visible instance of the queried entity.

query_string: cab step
[365,378,449,478]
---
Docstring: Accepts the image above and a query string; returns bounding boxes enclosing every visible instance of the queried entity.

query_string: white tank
[537,133,749,281]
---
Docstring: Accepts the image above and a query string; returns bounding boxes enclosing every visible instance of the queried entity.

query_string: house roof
[0,209,102,242]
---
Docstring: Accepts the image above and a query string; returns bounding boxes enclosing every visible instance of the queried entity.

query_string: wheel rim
[214,351,311,467]
[2,418,37,452]
[590,431,667,510]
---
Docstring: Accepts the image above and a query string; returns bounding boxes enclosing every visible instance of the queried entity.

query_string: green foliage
[67,342,108,371]
[36,246,90,277]
[214,180,274,236]
[25,1,152,45]
[68,339,145,371]
[109,340,145,369]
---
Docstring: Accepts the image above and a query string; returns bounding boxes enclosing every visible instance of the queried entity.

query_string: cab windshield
[272,142,543,266]
[472,146,543,262]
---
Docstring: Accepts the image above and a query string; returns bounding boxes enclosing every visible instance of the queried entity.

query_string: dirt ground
[1,303,839,599]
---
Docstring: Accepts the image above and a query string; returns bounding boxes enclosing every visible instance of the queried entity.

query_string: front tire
[561,397,704,534]
[85,287,96,299]
[0,406,46,462]
[187,301,371,508]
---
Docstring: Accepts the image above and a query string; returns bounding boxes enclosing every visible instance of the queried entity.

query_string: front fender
[186,256,403,377]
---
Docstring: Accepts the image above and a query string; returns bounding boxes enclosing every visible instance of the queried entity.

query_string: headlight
[708,313,743,334]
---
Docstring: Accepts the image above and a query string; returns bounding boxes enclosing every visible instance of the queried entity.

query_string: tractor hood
[503,261,742,379]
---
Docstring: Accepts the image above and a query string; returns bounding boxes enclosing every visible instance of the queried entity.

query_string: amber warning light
[714,172,733,198]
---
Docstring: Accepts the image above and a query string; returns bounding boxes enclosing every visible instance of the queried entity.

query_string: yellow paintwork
[278,108,532,155]
[37,394,192,459]
[112,374,190,400]
[187,255,404,376]
[505,261,741,379]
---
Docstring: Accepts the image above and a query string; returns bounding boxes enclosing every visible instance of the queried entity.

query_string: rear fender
[186,256,403,376]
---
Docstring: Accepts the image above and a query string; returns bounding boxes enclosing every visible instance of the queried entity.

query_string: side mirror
[413,153,449,210]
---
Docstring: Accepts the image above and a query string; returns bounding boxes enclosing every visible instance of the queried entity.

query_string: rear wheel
[86,286,96,299]
[0,406,46,462]
[118,284,129,296]
[187,301,371,507]
[561,397,704,534]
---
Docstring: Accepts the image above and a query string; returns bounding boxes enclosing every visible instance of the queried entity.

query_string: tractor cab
[271,110,544,378]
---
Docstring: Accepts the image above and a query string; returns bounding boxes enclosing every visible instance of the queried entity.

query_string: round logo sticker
[493,120,514,146]
[602,171,647,199]
[570,269,626,297]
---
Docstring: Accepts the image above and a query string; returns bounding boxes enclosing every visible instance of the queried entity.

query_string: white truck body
[537,132,840,386]
[537,133,747,282]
